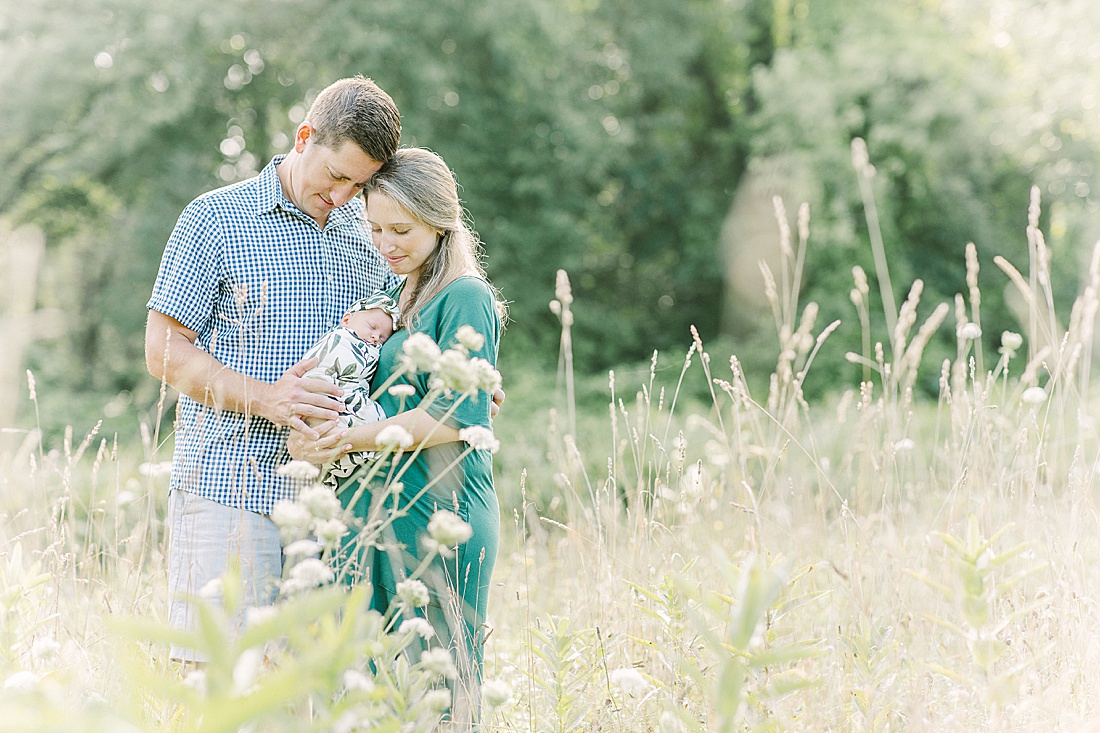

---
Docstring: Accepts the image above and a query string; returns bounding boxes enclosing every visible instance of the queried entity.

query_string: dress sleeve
[146,197,224,334]
[422,278,501,431]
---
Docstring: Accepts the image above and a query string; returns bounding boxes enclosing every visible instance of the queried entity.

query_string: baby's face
[343,308,395,345]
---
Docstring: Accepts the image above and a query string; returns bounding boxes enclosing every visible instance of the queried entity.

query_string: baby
[301,292,401,487]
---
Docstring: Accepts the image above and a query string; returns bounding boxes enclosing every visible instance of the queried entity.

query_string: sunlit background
[0,0,1097,446]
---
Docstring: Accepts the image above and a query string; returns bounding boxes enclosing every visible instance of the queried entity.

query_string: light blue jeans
[166,489,283,662]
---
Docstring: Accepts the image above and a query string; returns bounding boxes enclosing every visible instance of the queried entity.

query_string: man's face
[283,125,383,226]
[342,308,394,345]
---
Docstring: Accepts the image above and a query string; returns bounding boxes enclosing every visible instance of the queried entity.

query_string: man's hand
[260,357,346,436]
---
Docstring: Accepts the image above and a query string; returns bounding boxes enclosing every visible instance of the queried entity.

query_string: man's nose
[330,183,358,207]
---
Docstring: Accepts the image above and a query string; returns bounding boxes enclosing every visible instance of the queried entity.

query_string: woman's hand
[287,419,349,464]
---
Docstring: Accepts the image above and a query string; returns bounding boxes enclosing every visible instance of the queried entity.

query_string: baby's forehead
[350,308,394,325]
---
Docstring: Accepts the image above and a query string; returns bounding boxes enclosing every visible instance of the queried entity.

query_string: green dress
[335,275,501,689]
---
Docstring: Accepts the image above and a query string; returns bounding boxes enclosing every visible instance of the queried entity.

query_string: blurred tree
[0,0,1097,431]
[729,0,1098,395]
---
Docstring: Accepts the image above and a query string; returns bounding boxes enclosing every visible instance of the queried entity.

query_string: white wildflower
[400,333,443,372]
[343,669,375,693]
[959,323,982,341]
[291,558,333,586]
[893,438,916,453]
[482,679,512,709]
[333,711,358,733]
[138,461,173,477]
[659,711,686,733]
[199,577,223,600]
[388,384,416,398]
[469,357,502,394]
[389,481,405,497]
[3,671,38,692]
[419,648,457,679]
[182,669,207,695]
[313,518,349,547]
[459,426,501,454]
[396,579,430,609]
[232,647,264,696]
[610,667,650,697]
[424,688,451,712]
[298,484,341,520]
[246,605,278,626]
[455,325,485,352]
[277,460,321,480]
[428,510,473,547]
[376,425,415,450]
[30,636,60,661]
[433,349,481,393]
[271,500,312,539]
[1001,331,1023,353]
[116,490,137,507]
[284,539,323,558]
[1022,386,1048,405]
[281,558,334,594]
[399,617,435,640]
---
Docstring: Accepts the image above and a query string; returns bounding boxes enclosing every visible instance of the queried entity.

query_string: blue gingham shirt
[147,155,399,514]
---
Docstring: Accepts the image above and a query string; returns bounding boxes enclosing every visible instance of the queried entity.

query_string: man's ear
[293,123,315,153]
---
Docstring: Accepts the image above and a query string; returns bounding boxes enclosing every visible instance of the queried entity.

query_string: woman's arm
[287,406,461,464]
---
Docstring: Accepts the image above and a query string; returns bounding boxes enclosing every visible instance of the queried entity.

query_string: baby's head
[342,293,400,345]
[342,308,394,345]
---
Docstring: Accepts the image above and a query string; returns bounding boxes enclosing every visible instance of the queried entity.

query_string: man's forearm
[147,327,274,421]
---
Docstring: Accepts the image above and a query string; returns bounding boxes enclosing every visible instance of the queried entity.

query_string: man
[145,76,402,661]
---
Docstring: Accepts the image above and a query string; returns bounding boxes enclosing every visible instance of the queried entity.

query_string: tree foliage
[0,0,1097,429]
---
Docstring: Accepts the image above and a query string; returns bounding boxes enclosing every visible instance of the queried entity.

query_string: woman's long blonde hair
[363,148,506,330]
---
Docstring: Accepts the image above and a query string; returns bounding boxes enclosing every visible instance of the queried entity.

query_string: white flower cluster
[427,510,473,548]
[959,323,982,341]
[399,617,435,640]
[609,667,650,697]
[270,481,348,597]
[276,459,321,481]
[396,578,430,609]
[459,426,501,454]
[280,557,334,596]
[455,324,485,352]
[424,688,451,712]
[138,461,173,477]
[343,668,375,693]
[1000,330,1023,355]
[1022,386,1048,405]
[376,425,414,450]
[398,331,501,396]
[482,679,512,709]
[388,384,416,399]
[419,648,457,679]
[399,333,443,372]
[271,484,347,548]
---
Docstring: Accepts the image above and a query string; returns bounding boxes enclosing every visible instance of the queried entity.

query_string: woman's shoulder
[441,275,494,300]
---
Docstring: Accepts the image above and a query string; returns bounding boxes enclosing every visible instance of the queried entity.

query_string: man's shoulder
[192,175,264,210]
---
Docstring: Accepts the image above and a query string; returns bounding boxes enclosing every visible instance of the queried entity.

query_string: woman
[288,147,506,724]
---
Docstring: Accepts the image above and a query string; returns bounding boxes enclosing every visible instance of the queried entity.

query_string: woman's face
[366,192,441,281]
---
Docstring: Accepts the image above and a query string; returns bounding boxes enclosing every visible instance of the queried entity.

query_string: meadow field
[1,190,1098,732]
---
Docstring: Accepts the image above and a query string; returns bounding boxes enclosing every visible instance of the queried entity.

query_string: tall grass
[1,151,1099,730]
